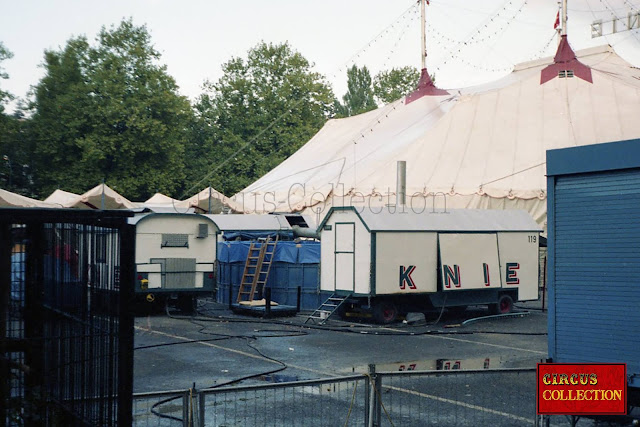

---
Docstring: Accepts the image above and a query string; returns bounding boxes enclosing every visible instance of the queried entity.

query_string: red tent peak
[554,35,577,63]
[405,68,449,104]
[541,35,592,84]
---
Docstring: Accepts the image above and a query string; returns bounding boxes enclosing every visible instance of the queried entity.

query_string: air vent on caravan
[197,223,208,238]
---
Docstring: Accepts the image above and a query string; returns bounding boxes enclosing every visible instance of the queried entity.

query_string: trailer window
[161,234,189,248]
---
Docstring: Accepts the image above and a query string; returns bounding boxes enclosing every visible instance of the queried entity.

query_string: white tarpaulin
[236,44,640,229]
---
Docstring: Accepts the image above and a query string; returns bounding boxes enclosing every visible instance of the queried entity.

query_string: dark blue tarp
[299,243,320,264]
[217,241,320,264]
[216,240,326,310]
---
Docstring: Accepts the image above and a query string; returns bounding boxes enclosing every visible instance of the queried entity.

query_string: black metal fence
[1,208,135,426]
[132,368,539,426]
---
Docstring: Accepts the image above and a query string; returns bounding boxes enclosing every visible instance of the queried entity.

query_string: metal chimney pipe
[396,161,406,207]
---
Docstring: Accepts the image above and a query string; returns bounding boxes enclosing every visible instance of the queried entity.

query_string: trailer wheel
[373,300,398,324]
[490,294,513,315]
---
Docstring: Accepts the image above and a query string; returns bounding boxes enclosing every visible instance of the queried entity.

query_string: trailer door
[334,223,355,292]
[438,233,501,291]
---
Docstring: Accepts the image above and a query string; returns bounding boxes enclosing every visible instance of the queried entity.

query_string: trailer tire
[490,294,513,315]
[373,300,398,324]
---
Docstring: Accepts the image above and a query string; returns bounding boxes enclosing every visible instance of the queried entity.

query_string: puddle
[346,356,503,373]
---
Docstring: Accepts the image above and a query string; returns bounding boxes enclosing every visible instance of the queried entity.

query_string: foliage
[334,65,377,117]
[0,42,30,194]
[188,41,334,196]
[0,41,14,110]
[0,109,37,195]
[28,19,193,200]
[373,66,421,104]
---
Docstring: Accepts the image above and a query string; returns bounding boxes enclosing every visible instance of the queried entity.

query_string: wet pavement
[132,300,640,426]
[133,300,548,393]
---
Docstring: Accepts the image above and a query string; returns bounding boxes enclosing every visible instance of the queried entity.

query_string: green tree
[29,19,193,200]
[373,66,421,104]
[0,107,37,195]
[0,41,24,193]
[334,65,376,118]
[0,41,14,110]
[189,41,334,196]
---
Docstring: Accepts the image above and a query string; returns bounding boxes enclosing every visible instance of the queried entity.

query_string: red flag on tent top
[554,11,560,29]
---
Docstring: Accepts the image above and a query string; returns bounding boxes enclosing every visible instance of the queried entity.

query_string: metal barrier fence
[133,368,539,426]
[1,208,135,426]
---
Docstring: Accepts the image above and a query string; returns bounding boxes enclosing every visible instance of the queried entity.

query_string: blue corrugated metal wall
[216,241,330,310]
[551,168,640,386]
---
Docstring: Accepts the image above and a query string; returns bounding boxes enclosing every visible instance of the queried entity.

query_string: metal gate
[1,208,135,426]
[132,368,538,426]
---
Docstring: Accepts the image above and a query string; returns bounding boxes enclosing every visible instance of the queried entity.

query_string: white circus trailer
[130,212,220,310]
[318,207,540,323]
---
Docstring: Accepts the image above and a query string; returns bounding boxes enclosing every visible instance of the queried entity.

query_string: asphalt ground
[133,301,548,392]
[132,300,639,426]
[131,300,550,425]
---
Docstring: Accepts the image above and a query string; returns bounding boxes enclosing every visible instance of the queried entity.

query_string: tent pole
[561,0,568,36]
[101,180,105,210]
[208,186,212,214]
[421,0,427,69]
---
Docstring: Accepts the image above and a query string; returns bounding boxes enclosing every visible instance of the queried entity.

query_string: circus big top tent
[236,40,640,229]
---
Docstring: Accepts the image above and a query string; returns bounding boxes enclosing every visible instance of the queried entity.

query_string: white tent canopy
[65,184,137,210]
[0,188,58,208]
[144,193,181,205]
[44,189,81,206]
[139,192,187,210]
[237,44,640,229]
[183,187,243,214]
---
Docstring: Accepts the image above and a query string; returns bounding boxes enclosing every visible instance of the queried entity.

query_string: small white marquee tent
[64,184,138,210]
[44,189,81,207]
[0,188,57,208]
[183,187,243,214]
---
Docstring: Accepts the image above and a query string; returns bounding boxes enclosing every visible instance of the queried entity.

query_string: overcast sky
[1,0,639,113]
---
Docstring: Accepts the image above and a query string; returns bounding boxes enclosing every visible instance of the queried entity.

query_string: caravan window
[161,234,189,248]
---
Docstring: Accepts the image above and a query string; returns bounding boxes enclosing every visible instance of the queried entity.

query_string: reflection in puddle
[348,357,503,373]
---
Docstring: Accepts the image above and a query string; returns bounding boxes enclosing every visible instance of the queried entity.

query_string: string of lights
[596,0,637,30]
[568,0,637,13]
[346,1,530,149]
[454,56,512,73]
[431,2,528,47]
[380,6,421,71]
[417,0,529,77]
[349,100,404,147]
[436,0,529,69]
[624,0,640,11]
[328,2,419,81]
[529,31,559,60]
[589,0,640,44]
